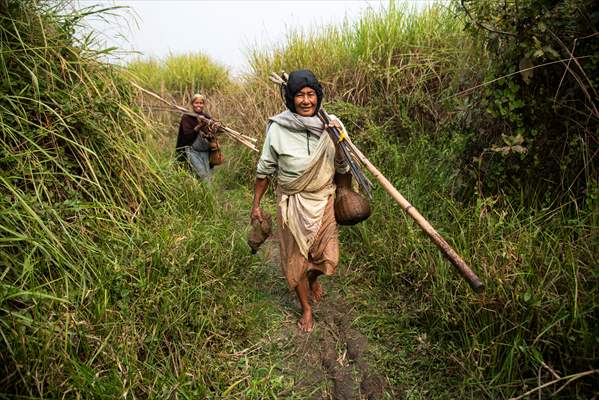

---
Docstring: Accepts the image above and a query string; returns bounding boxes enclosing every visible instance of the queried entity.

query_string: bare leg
[295,274,314,332]
[308,270,324,302]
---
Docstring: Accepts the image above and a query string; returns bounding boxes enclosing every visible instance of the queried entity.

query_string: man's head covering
[190,93,205,103]
[284,69,323,115]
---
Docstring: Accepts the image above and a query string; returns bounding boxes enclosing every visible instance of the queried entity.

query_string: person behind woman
[251,69,349,333]
[175,94,220,181]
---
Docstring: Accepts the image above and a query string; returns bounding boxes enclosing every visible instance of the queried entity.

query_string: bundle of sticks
[269,71,485,293]
[131,81,258,152]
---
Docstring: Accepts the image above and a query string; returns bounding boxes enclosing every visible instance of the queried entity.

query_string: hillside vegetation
[1,1,271,397]
[226,1,599,397]
[1,0,597,399]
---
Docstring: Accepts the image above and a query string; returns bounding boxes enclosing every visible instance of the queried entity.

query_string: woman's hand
[252,177,269,224]
[208,120,224,134]
[325,118,345,154]
[324,119,342,130]
[250,206,264,223]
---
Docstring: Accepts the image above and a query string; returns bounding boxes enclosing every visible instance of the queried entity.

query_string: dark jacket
[175,112,211,162]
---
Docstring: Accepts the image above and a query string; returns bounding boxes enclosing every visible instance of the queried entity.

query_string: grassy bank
[0,2,274,397]
[2,0,597,398]
[128,53,231,99]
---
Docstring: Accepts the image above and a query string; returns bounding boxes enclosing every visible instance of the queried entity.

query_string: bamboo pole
[270,71,484,292]
[131,81,258,152]
[347,140,484,293]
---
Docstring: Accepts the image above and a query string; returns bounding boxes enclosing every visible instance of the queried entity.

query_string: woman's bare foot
[308,270,324,302]
[297,309,314,332]
[310,280,324,302]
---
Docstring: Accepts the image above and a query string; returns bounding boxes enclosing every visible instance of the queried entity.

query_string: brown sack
[247,211,272,254]
[209,139,224,167]
[334,172,371,225]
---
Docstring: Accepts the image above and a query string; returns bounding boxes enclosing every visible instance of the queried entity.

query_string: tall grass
[128,53,231,98]
[337,123,599,397]
[3,0,597,398]
[226,2,599,397]
[248,2,483,135]
[0,1,279,397]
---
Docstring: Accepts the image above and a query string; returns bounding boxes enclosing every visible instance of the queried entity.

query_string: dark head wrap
[284,69,323,115]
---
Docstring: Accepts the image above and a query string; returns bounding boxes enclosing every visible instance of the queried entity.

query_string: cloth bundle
[247,211,272,254]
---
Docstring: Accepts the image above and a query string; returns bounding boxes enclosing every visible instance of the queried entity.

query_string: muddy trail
[218,181,461,399]
[250,233,389,400]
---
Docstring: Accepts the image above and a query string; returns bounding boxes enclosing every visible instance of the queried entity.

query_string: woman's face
[293,87,318,117]
[192,98,205,113]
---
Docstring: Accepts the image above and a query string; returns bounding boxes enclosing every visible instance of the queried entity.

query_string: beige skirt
[277,194,339,289]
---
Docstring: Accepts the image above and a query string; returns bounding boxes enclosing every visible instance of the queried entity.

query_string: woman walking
[175,94,221,181]
[251,69,349,332]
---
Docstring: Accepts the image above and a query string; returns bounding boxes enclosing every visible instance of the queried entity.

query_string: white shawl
[272,111,337,258]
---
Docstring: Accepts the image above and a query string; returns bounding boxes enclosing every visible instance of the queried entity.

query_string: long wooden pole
[347,140,484,293]
[131,81,258,152]
[270,71,484,292]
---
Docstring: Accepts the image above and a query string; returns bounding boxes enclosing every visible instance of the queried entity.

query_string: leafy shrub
[458,0,599,206]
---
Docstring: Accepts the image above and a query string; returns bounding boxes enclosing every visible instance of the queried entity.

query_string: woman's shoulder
[266,120,290,136]
[264,120,292,148]
[180,113,196,122]
[265,120,278,138]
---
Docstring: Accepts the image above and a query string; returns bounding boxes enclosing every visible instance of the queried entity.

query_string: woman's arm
[177,115,199,146]
[251,177,270,223]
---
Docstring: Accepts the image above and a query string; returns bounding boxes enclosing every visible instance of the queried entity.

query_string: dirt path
[252,235,388,400]
[218,181,458,399]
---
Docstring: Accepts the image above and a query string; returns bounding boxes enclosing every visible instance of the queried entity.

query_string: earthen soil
[258,236,388,399]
